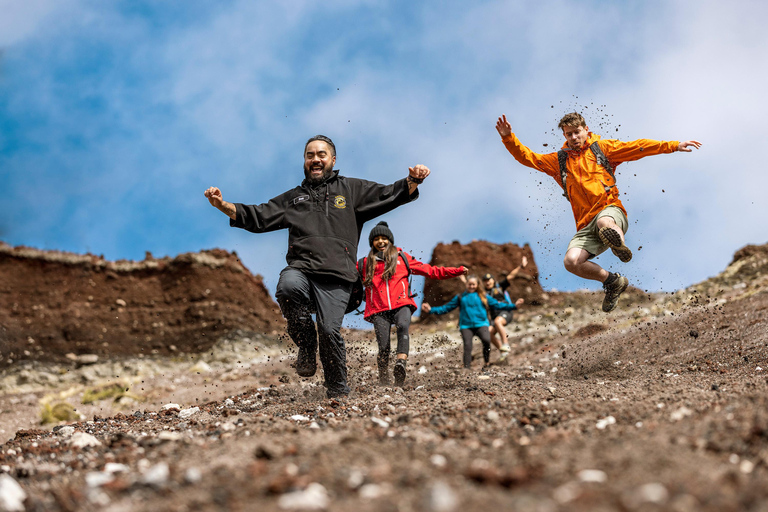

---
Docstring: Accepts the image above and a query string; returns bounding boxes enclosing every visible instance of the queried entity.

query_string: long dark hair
[363,244,398,286]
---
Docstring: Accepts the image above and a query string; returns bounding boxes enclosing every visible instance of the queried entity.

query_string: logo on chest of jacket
[333,195,347,209]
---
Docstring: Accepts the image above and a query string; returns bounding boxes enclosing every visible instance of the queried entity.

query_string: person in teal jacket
[422,275,521,369]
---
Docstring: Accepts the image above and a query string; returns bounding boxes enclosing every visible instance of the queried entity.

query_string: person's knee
[563,253,580,273]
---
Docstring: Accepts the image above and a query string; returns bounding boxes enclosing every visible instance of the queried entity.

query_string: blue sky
[2,0,767,325]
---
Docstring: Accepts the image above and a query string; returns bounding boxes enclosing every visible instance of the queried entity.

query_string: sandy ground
[2,277,768,511]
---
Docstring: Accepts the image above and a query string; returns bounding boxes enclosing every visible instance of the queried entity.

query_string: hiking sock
[603,272,618,287]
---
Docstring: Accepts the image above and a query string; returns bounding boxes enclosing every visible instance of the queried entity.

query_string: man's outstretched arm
[496,114,559,175]
[204,187,237,220]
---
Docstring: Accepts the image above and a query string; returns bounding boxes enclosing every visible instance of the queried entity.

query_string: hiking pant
[460,326,491,368]
[275,267,352,397]
[370,306,411,372]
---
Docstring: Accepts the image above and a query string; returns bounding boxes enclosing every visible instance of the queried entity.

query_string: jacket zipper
[385,277,392,310]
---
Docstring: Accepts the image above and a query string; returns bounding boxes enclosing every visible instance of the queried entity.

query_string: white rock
[185,467,202,484]
[0,474,27,512]
[486,410,500,422]
[290,415,310,422]
[115,299,127,307]
[56,425,75,437]
[740,460,755,474]
[309,422,320,429]
[158,431,183,441]
[595,416,616,430]
[161,403,181,411]
[178,407,200,419]
[430,454,447,469]
[86,471,115,488]
[278,482,329,510]
[418,366,428,374]
[104,463,129,474]
[359,483,388,499]
[68,432,102,448]
[636,482,668,504]
[670,406,693,422]
[428,481,458,512]
[347,470,365,489]
[189,361,212,373]
[140,462,169,487]
[577,469,607,483]
[371,417,390,428]
[224,398,235,407]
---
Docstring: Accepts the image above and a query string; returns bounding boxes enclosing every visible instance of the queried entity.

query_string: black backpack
[557,141,615,201]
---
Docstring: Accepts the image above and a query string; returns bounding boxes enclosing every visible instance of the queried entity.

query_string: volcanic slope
[1,243,768,511]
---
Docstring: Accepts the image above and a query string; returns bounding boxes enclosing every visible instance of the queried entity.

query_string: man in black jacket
[204,135,429,398]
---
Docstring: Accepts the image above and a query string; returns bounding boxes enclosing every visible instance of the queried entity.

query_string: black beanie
[369,221,394,247]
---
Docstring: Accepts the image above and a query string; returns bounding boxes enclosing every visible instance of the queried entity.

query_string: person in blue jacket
[422,275,522,369]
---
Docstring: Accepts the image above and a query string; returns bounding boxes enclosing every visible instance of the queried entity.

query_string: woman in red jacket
[358,221,467,386]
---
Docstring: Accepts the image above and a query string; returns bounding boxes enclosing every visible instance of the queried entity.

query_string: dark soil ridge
[0,243,284,365]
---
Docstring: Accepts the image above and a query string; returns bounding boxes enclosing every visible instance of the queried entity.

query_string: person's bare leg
[495,316,508,347]
[563,247,609,282]
[488,325,502,350]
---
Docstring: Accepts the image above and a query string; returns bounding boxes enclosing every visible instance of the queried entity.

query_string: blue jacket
[430,291,517,329]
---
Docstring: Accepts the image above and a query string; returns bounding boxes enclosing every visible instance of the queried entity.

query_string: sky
[2,0,767,327]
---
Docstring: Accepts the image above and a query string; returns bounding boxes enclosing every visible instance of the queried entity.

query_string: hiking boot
[498,345,510,363]
[393,359,407,387]
[598,226,632,263]
[295,345,317,377]
[602,274,629,312]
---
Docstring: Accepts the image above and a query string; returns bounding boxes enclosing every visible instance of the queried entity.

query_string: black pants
[275,267,352,397]
[370,306,412,371]
[460,326,491,368]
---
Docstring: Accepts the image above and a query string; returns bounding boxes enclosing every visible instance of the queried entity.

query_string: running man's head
[558,112,590,150]
[304,135,337,184]
[482,273,495,290]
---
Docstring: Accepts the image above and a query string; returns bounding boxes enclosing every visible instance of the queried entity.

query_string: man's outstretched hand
[496,114,512,137]
[204,187,237,220]
[677,140,702,152]
[408,164,431,181]
[204,187,225,208]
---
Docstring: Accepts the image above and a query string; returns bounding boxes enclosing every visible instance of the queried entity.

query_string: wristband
[407,175,424,184]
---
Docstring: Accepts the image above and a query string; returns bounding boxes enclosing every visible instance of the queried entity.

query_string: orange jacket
[501,132,679,231]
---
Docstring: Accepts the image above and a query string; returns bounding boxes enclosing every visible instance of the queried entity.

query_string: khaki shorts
[567,206,629,258]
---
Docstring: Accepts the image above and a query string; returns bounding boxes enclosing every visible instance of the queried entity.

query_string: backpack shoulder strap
[589,141,616,191]
[557,149,569,201]
[398,251,411,275]
[357,257,366,277]
[398,251,417,298]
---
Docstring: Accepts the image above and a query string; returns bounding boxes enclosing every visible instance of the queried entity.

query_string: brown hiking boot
[602,274,629,312]
[598,226,632,263]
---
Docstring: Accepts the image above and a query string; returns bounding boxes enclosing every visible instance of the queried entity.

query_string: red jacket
[357,248,464,320]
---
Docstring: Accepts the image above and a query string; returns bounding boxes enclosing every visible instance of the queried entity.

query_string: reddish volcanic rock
[0,243,283,363]
[422,240,546,319]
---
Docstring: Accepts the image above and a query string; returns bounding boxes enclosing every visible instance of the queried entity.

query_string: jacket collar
[560,133,601,156]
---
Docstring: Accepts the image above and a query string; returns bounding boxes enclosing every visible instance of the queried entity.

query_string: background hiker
[205,135,430,399]
[482,255,528,361]
[496,112,701,312]
[422,275,519,370]
[358,221,467,386]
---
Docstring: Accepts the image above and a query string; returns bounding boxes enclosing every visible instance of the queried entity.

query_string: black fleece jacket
[230,170,418,283]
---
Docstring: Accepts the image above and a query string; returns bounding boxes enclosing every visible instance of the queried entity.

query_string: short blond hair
[558,112,587,130]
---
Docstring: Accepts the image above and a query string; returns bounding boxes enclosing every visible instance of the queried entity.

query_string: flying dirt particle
[662,189,665,193]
